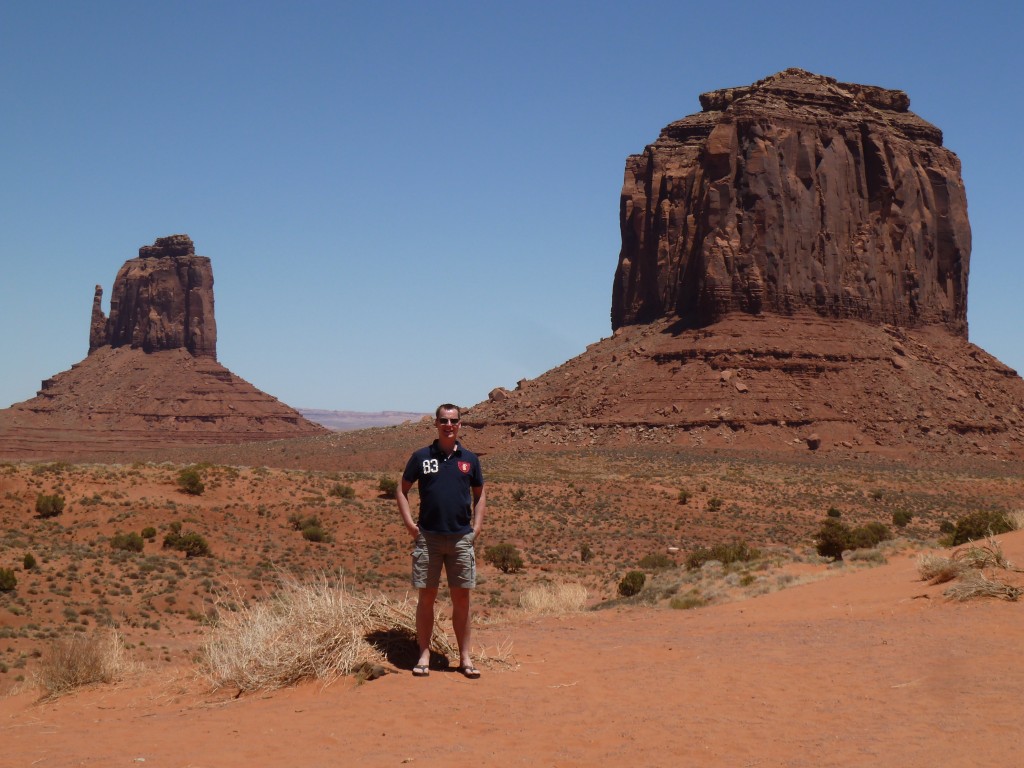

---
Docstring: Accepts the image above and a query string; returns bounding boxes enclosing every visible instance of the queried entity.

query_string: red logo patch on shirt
[458,461,471,474]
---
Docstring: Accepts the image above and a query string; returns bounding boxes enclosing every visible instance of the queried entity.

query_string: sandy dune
[3,532,1022,767]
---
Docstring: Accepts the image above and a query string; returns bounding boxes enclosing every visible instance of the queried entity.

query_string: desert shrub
[617,570,646,597]
[816,517,891,560]
[638,552,674,570]
[110,531,144,552]
[706,497,723,512]
[163,526,211,558]
[35,493,65,518]
[302,524,332,543]
[917,553,963,584]
[849,521,892,550]
[686,540,761,570]
[377,476,398,498]
[892,510,913,528]
[176,467,205,495]
[36,630,127,699]
[328,483,355,499]
[0,568,16,592]
[484,543,524,574]
[141,527,157,540]
[669,592,706,610]
[677,489,691,505]
[951,510,1013,546]
[23,553,37,570]
[944,570,1021,602]
[826,507,842,518]
[579,543,594,563]
[289,513,319,531]
[520,582,587,615]
[815,517,853,560]
[511,487,526,503]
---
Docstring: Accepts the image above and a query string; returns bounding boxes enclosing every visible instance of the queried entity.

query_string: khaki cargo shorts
[411,531,477,589]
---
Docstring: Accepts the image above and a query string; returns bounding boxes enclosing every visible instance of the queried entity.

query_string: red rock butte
[467,70,1024,461]
[0,235,327,461]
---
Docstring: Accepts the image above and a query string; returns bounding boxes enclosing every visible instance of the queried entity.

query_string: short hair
[435,403,460,419]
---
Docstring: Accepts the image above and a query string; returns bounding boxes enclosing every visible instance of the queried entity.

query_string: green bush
[377,476,398,498]
[110,532,144,552]
[849,521,892,550]
[638,552,674,570]
[35,493,65,518]
[677,489,691,505]
[706,497,723,512]
[163,526,211,558]
[815,517,853,560]
[951,510,1013,546]
[892,510,913,528]
[939,520,956,535]
[301,524,332,543]
[483,543,524,574]
[176,467,205,495]
[816,518,892,560]
[23,553,37,570]
[0,568,16,592]
[141,527,157,540]
[617,570,645,597]
[686,540,761,570]
[580,543,594,563]
[327,483,355,499]
[288,513,320,531]
[826,507,842,518]
[511,487,526,503]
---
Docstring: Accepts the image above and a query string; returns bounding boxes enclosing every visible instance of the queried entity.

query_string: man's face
[435,409,460,441]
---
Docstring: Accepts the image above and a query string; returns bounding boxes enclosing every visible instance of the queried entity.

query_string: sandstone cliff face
[89,235,217,358]
[611,69,971,336]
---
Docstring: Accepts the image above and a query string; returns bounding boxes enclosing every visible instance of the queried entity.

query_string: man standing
[397,403,486,678]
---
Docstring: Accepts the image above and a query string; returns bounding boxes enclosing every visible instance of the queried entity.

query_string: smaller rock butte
[0,235,326,461]
[89,234,217,358]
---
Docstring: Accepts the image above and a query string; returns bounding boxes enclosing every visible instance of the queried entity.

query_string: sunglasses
[437,417,460,425]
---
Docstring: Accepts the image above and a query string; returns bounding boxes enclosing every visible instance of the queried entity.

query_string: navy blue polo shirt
[402,440,484,534]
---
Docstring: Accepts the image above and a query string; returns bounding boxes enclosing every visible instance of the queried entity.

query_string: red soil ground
[3,530,1022,767]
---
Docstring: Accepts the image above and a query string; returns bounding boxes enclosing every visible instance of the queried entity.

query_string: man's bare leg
[416,587,438,669]
[451,586,473,669]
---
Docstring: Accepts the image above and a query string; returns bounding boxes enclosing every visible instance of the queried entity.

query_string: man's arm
[471,485,486,538]
[397,478,419,538]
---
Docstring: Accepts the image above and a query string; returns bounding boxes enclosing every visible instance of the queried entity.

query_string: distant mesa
[611,68,970,335]
[467,70,1024,461]
[0,235,327,461]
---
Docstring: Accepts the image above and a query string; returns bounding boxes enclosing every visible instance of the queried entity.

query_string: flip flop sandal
[412,664,430,677]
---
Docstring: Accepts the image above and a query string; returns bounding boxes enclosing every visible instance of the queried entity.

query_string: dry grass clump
[944,570,1021,602]
[519,582,588,615]
[200,575,456,692]
[36,630,128,699]
[917,553,963,585]
[1006,509,1024,531]
[952,540,1012,570]
[919,538,1022,601]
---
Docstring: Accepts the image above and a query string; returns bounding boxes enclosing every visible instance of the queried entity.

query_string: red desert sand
[3,531,1022,767]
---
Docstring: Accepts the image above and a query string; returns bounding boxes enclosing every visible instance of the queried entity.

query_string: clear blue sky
[2,1,1021,413]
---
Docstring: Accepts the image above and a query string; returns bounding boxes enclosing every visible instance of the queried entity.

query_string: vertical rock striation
[611,69,971,336]
[89,234,217,358]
